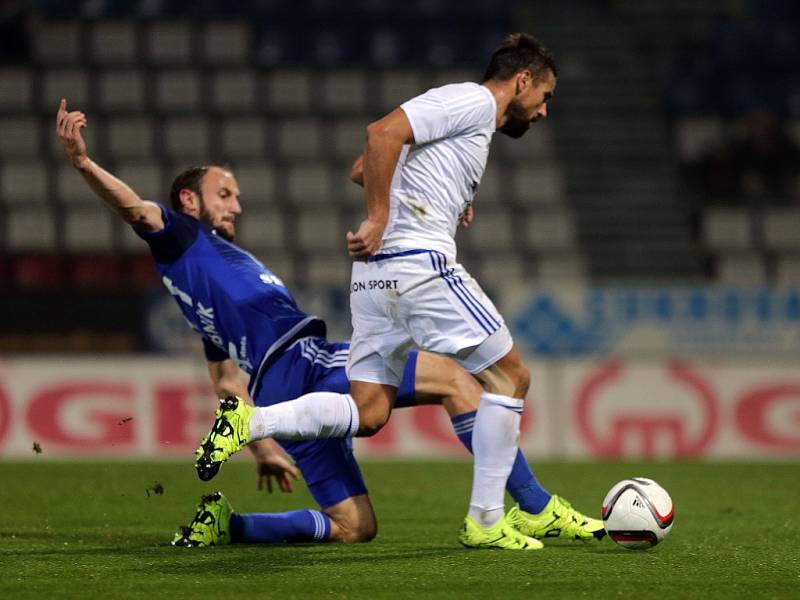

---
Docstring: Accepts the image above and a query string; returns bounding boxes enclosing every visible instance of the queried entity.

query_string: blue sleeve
[203,338,229,362]
[135,203,200,264]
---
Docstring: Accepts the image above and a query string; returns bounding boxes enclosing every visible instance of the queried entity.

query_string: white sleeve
[401,85,490,145]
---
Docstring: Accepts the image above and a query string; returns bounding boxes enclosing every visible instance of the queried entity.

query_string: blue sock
[452,410,552,514]
[229,509,331,544]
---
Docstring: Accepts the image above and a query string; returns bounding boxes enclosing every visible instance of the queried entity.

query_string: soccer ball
[601,477,674,549]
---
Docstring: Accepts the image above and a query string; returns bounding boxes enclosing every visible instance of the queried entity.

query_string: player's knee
[335,516,378,543]
[511,363,531,398]
[355,400,391,437]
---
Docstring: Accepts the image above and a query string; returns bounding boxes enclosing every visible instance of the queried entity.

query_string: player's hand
[347,217,386,260]
[56,99,89,168]
[250,439,299,493]
[460,207,474,228]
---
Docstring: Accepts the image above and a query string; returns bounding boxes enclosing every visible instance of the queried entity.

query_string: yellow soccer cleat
[171,491,234,548]
[507,495,606,541]
[195,395,254,481]
[458,513,544,550]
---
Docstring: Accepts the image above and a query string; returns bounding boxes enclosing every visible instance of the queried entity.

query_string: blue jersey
[137,204,326,392]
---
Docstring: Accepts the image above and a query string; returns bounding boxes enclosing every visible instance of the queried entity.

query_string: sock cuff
[344,394,360,437]
[309,510,332,541]
[480,391,524,412]
[450,410,477,434]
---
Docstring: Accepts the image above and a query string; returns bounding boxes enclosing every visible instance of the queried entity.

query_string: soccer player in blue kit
[57,98,604,547]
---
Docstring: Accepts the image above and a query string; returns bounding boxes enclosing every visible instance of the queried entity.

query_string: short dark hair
[481,33,557,83]
[169,166,211,211]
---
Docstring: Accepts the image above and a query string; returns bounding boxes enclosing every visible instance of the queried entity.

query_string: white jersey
[381,82,497,258]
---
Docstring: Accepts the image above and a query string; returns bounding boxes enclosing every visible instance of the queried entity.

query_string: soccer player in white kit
[196,33,563,549]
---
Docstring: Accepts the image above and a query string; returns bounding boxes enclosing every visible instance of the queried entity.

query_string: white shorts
[346,249,514,387]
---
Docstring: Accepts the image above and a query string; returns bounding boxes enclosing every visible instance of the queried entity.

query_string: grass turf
[0,461,797,599]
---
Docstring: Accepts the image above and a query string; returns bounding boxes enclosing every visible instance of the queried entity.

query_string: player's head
[170,165,241,242]
[482,33,557,138]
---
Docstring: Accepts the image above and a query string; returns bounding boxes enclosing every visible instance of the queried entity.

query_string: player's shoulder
[427,81,490,104]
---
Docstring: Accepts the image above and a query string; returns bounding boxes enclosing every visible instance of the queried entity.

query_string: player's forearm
[362,125,403,224]
[73,157,159,229]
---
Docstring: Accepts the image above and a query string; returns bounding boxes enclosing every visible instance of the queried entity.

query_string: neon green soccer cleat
[171,491,234,548]
[458,514,544,550]
[195,395,254,481]
[507,495,607,541]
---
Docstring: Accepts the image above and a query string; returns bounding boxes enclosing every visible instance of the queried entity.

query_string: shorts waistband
[367,248,431,262]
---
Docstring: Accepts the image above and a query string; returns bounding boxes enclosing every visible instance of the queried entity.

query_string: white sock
[467,391,524,528]
[249,393,360,441]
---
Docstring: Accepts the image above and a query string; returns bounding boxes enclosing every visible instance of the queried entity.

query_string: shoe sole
[194,398,242,481]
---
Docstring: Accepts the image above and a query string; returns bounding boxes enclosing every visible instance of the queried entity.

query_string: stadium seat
[116,163,164,201]
[332,118,366,161]
[674,116,724,162]
[476,255,527,294]
[775,256,800,285]
[377,70,423,112]
[460,207,514,252]
[9,254,67,287]
[6,206,57,251]
[220,117,267,160]
[264,69,312,113]
[715,253,766,285]
[287,164,332,205]
[525,210,577,252]
[493,123,554,162]
[64,207,114,251]
[106,116,155,160]
[155,69,201,112]
[56,165,98,206]
[537,253,587,284]
[278,119,322,160]
[211,70,258,113]
[41,68,90,110]
[235,207,285,252]
[202,22,251,65]
[88,21,139,65]
[163,117,211,161]
[32,21,82,65]
[512,165,566,206]
[0,68,33,110]
[762,208,800,252]
[320,70,368,114]
[144,21,193,65]
[297,208,342,251]
[230,162,278,207]
[251,249,295,286]
[96,69,146,112]
[306,254,352,287]
[702,207,753,251]
[0,161,49,206]
[71,254,124,287]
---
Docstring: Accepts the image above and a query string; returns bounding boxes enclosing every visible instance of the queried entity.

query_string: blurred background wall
[0,0,798,459]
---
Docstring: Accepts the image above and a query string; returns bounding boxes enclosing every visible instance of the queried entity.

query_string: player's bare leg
[323,494,378,543]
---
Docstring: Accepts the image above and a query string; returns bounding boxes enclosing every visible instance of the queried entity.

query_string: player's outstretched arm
[55,99,164,233]
[346,108,414,260]
[349,154,365,187]
[206,358,299,493]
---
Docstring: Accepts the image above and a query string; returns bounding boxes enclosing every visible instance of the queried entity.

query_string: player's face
[197,167,242,242]
[498,69,556,139]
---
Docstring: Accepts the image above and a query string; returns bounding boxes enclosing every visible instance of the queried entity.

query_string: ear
[178,188,200,215]
[516,69,533,94]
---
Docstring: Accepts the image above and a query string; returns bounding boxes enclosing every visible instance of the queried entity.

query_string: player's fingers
[257,474,263,490]
[288,465,299,479]
[266,477,273,494]
[57,98,66,123]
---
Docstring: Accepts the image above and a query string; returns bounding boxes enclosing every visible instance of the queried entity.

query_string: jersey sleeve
[401,85,493,145]
[203,337,229,362]
[135,203,200,264]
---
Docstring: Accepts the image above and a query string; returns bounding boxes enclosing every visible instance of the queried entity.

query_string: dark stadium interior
[1,0,799,351]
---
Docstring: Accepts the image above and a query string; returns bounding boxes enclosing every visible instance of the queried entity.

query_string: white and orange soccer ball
[601,478,674,549]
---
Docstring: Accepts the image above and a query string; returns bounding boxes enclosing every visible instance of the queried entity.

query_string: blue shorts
[252,337,419,509]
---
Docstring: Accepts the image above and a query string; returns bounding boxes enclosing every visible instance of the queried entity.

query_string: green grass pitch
[1,461,797,599]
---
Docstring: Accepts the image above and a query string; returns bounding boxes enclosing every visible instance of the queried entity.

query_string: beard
[498,98,533,138]
[199,201,235,242]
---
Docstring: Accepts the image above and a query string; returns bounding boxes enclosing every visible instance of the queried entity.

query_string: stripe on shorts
[428,251,500,335]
